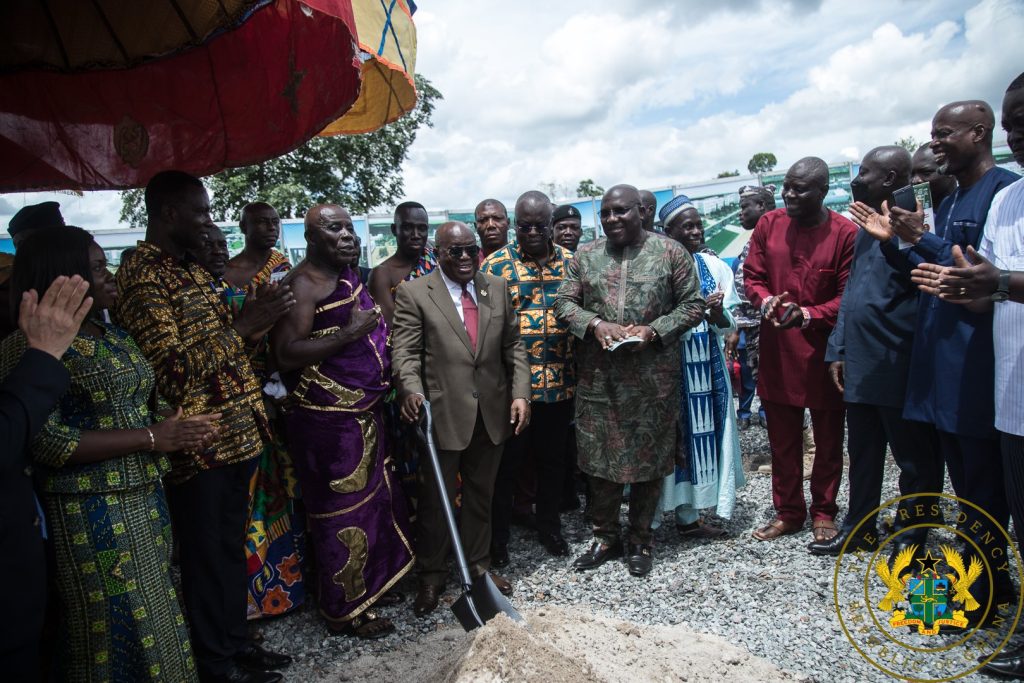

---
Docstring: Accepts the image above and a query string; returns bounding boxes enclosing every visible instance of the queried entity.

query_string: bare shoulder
[286,263,333,303]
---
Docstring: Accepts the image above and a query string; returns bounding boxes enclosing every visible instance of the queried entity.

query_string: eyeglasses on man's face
[516,222,549,234]
[445,244,481,260]
[599,204,639,220]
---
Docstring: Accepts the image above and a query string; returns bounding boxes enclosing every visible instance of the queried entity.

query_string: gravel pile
[256,411,1016,682]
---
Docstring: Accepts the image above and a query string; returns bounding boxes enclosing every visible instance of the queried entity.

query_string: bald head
[789,157,830,191]
[304,203,347,231]
[515,190,552,215]
[935,100,995,141]
[515,190,553,257]
[854,146,912,211]
[435,220,475,248]
[604,184,641,205]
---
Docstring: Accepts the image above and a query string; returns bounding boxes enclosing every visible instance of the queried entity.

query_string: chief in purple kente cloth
[271,204,413,639]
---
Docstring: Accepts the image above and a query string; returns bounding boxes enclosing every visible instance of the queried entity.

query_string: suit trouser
[493,399,573,542]
[417,412,503,586]
[762,399,844,525]
[166,459,254,678]
[940,430,1014,602]
[1002,433,1024,563]
[589,477,662,546]
[841,403,944,540]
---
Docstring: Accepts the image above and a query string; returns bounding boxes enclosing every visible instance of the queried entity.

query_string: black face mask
[850,176,869,204]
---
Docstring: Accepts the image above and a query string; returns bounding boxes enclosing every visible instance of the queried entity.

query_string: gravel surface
[256,407,1020,682]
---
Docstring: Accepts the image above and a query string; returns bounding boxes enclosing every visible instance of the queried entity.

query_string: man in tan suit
[392,221,532,618]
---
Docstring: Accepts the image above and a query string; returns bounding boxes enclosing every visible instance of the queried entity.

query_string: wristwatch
[992,270,1011,302]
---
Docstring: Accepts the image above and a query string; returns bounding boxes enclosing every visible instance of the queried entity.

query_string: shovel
[418,400,524,631]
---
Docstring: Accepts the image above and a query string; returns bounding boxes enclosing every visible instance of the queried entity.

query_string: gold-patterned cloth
[116,241,267,482]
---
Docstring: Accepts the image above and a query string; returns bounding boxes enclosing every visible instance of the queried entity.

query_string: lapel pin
[481,290,488,297]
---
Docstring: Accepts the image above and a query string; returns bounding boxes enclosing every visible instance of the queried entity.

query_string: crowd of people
[1,71,1023,682]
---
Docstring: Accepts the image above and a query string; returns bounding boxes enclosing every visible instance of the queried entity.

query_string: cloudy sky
[2,0,1021,229]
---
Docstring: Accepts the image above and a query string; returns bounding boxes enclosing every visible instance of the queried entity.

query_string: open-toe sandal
[812,518,838,543]
[329,611,395,640]
[751,517,801,541]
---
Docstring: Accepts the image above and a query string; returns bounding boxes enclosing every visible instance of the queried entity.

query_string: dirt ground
[327,606,811,683]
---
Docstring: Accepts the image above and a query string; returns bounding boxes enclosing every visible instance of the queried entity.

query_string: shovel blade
[450,574,524,632]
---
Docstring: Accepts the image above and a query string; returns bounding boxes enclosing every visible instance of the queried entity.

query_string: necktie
[461,284,478,352]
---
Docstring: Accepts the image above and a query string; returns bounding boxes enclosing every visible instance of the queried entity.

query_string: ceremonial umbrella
[0,0,418,193]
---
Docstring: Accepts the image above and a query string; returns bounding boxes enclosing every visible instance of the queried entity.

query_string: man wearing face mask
[743,157,856,545]
[392,221,531,617]
[810,146,943,557]
[482,191,576,561]
[855,101,1020,624]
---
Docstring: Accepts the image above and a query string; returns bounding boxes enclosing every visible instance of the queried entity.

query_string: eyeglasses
[445,245,481,259]
[516,223,549,234]
[599,204,639,220]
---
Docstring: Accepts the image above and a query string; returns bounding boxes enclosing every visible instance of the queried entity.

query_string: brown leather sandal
[812,518,838,543]
[751,517,801,541]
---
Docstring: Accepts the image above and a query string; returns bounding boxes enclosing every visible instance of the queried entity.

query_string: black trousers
[940,430,1014,603]
[166,459,255,678]
[841,403,944,540]
[0,517,45,682]
[492,399,573,543]
[1002,433,1024,564]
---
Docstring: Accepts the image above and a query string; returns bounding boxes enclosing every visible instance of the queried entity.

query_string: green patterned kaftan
[553,232,705,483]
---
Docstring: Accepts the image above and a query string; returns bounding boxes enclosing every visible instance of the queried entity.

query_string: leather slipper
[677,521,728,538]
[751,517,801,541]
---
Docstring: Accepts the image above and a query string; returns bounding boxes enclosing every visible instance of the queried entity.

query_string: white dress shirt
[439,269,477,323]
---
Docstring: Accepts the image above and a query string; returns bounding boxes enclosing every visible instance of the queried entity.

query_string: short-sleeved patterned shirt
[481,241,575,403]
[116,241,268,482]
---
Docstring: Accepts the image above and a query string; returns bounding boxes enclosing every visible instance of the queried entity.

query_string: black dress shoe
[982,644,1024,678]
[887,539,928,566]
[235,643,292,671]
[807,529,878,556]
[413,583,443,617]
[626,543,654,577]
[202,663,283,683]
[573,540,623,571]
[538,532,570,556]
[490,543,510,568]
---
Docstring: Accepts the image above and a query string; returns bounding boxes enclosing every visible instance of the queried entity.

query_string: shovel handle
[420,401,475,591]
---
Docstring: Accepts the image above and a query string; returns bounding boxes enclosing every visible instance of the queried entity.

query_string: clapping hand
[20,275,93,360]
[910,245,999,303]
[849,202,893,242]
[234,282,296,341]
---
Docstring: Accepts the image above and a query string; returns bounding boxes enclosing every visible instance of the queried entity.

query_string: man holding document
[553,184,704,577]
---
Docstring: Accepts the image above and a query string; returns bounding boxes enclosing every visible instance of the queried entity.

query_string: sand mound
[333,607,810,682]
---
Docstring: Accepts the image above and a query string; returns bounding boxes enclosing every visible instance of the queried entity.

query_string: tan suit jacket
[392,269,531,451]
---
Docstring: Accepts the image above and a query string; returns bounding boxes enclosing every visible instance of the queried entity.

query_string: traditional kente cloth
[553,231,705,483]
[0,325,195,682]
[283,268,413,623]
[216,251,306,618]
[388,246,437,298]
[660,253,745,521]
[115,241,268,483]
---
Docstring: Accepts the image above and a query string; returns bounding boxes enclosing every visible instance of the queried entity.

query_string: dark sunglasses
[516,223,549,234]
[445,245,481,259]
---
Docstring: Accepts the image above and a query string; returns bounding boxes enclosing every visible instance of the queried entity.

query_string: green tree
[717,169,740,178]
[894,136,920,153]
[119,74,443,225]
[576,179,604,197]
[746,152,777,175]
